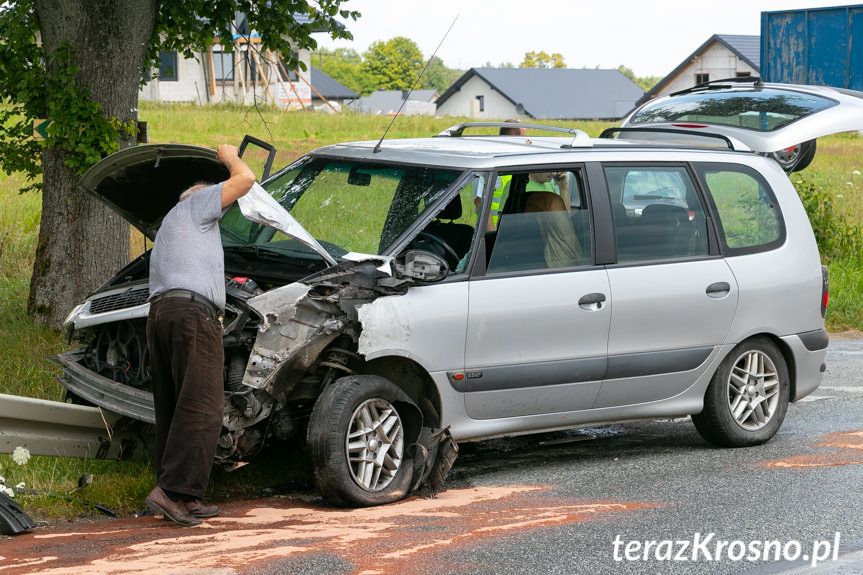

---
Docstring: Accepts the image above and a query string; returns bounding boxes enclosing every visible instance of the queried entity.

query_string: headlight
[63,302,87,328]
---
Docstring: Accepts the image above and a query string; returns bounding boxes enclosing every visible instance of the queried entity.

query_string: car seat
[636,204,693,259]
[423,195,475,258]
[524,192,582,268]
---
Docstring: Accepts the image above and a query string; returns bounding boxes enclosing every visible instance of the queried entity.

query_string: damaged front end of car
[52,142,459,505]
[217,250,458,504]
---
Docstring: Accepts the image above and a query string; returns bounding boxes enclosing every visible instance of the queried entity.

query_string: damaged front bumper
[49,349,156,423]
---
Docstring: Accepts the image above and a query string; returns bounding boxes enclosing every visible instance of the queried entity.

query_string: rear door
[595,162,739,408]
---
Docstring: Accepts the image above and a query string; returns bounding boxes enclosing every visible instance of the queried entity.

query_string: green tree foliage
[617,65,662,92]
[361,37,424,92]
[0,0,359,327]
[0,0,359,188]
[418,56,462,93]
[314,47,371,95]
[316,38,462,95]
[520,51,566,69]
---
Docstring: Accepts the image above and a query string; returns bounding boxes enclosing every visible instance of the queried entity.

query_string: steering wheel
[415,231,459,269]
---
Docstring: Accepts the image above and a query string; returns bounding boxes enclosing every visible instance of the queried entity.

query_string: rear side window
[695,163,784,254]
[605,165,709,262]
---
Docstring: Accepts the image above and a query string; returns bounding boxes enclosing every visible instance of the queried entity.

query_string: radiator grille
[88,286,150,314]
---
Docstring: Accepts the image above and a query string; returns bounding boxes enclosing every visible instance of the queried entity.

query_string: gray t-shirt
[149,184,226,309]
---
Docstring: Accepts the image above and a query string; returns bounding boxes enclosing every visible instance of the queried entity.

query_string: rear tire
[770,139,816,173]
[692,338,789,447]
[307,375,416,507]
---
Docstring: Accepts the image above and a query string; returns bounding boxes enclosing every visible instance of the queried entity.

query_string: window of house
[695,73,709,84]
[476,95,485,112]
[159,51,178,81]
[213,50,234,81]
[606,165,709,262]
[485,170,590,273]
[275,54,298,81]
[248,52,268,83]
[696,163,783,253]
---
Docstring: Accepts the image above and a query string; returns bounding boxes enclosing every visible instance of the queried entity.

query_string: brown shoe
[182,498,219,518]
[145,487,202,527]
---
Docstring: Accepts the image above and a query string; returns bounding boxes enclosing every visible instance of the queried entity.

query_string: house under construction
[138,12,346,111]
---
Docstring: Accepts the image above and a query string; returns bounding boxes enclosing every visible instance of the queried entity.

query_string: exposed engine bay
[54,249,456,500]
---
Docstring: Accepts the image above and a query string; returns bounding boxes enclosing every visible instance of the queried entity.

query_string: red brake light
[821,266,829,318]
[671,123,709,129]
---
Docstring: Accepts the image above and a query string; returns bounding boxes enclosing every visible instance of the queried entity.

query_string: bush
[795,178,863,262]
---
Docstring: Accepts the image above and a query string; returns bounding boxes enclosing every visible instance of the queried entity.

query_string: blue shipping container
[761,4,863,90]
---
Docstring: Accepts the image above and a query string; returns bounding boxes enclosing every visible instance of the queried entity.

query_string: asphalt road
[2,340,863,575]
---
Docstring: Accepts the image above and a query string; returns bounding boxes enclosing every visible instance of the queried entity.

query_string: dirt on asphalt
[0,485,656,575]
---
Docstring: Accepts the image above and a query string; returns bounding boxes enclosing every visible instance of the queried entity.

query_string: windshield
[629,88,837,131]
[220,157,462,261]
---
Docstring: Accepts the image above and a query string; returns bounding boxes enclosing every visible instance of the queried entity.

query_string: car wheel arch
[363,356,443,429]
[693,334,792,447]
[723,333,797,401]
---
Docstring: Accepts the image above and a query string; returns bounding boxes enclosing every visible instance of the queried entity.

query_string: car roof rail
[669,75,763,97]
[436,122,592,148]
[599,127,738,150]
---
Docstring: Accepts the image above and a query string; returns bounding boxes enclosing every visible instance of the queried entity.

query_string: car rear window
[629,88,836,131]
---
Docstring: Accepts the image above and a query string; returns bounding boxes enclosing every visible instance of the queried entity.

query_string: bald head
[179,183,211,201]
[499,119,526,136]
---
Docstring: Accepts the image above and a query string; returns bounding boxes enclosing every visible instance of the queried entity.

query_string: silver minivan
[55,81,859,507]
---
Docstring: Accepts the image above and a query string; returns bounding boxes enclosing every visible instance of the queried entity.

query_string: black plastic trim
[450,346,715,392]
[798,328,829,352]
[606,347,713,379]
[599,127,735,149]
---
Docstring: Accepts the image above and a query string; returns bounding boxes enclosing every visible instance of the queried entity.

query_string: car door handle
[578,292,606,310]
[706,282,731,298]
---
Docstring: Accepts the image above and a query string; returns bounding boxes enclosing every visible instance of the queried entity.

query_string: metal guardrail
[0,393,153,461]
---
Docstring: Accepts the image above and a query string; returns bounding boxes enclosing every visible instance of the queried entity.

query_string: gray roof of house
[635,34,760,107]
[308,66,358,100]
[717,34,760,69]
[349,90,439,114]
[435,68,645,120]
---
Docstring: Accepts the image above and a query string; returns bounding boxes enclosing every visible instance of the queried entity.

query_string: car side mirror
[393,250,449,282]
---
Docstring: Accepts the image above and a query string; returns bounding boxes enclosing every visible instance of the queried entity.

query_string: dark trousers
[146,297,224,499]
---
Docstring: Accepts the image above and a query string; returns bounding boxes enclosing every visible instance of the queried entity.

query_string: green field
[1,103,862,522]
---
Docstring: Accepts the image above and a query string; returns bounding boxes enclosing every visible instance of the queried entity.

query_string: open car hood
[78,143,336,265]
[620,83,863,154]
[78,143,230,240]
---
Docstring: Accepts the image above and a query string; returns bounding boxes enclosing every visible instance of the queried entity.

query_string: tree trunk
[30,0,158,328]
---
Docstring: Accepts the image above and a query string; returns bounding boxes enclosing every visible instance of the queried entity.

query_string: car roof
[308,134,741,170]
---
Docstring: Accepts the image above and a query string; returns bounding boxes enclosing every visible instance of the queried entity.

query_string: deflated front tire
[307,375,419,507]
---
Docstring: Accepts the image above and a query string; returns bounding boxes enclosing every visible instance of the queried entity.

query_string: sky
[316,0,851,77]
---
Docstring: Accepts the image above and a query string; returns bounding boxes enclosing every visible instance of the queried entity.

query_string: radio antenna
[373,15,459,153]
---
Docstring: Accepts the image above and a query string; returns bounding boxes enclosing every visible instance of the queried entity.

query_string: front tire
[692,338,790,447]
[307,375,417,507]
